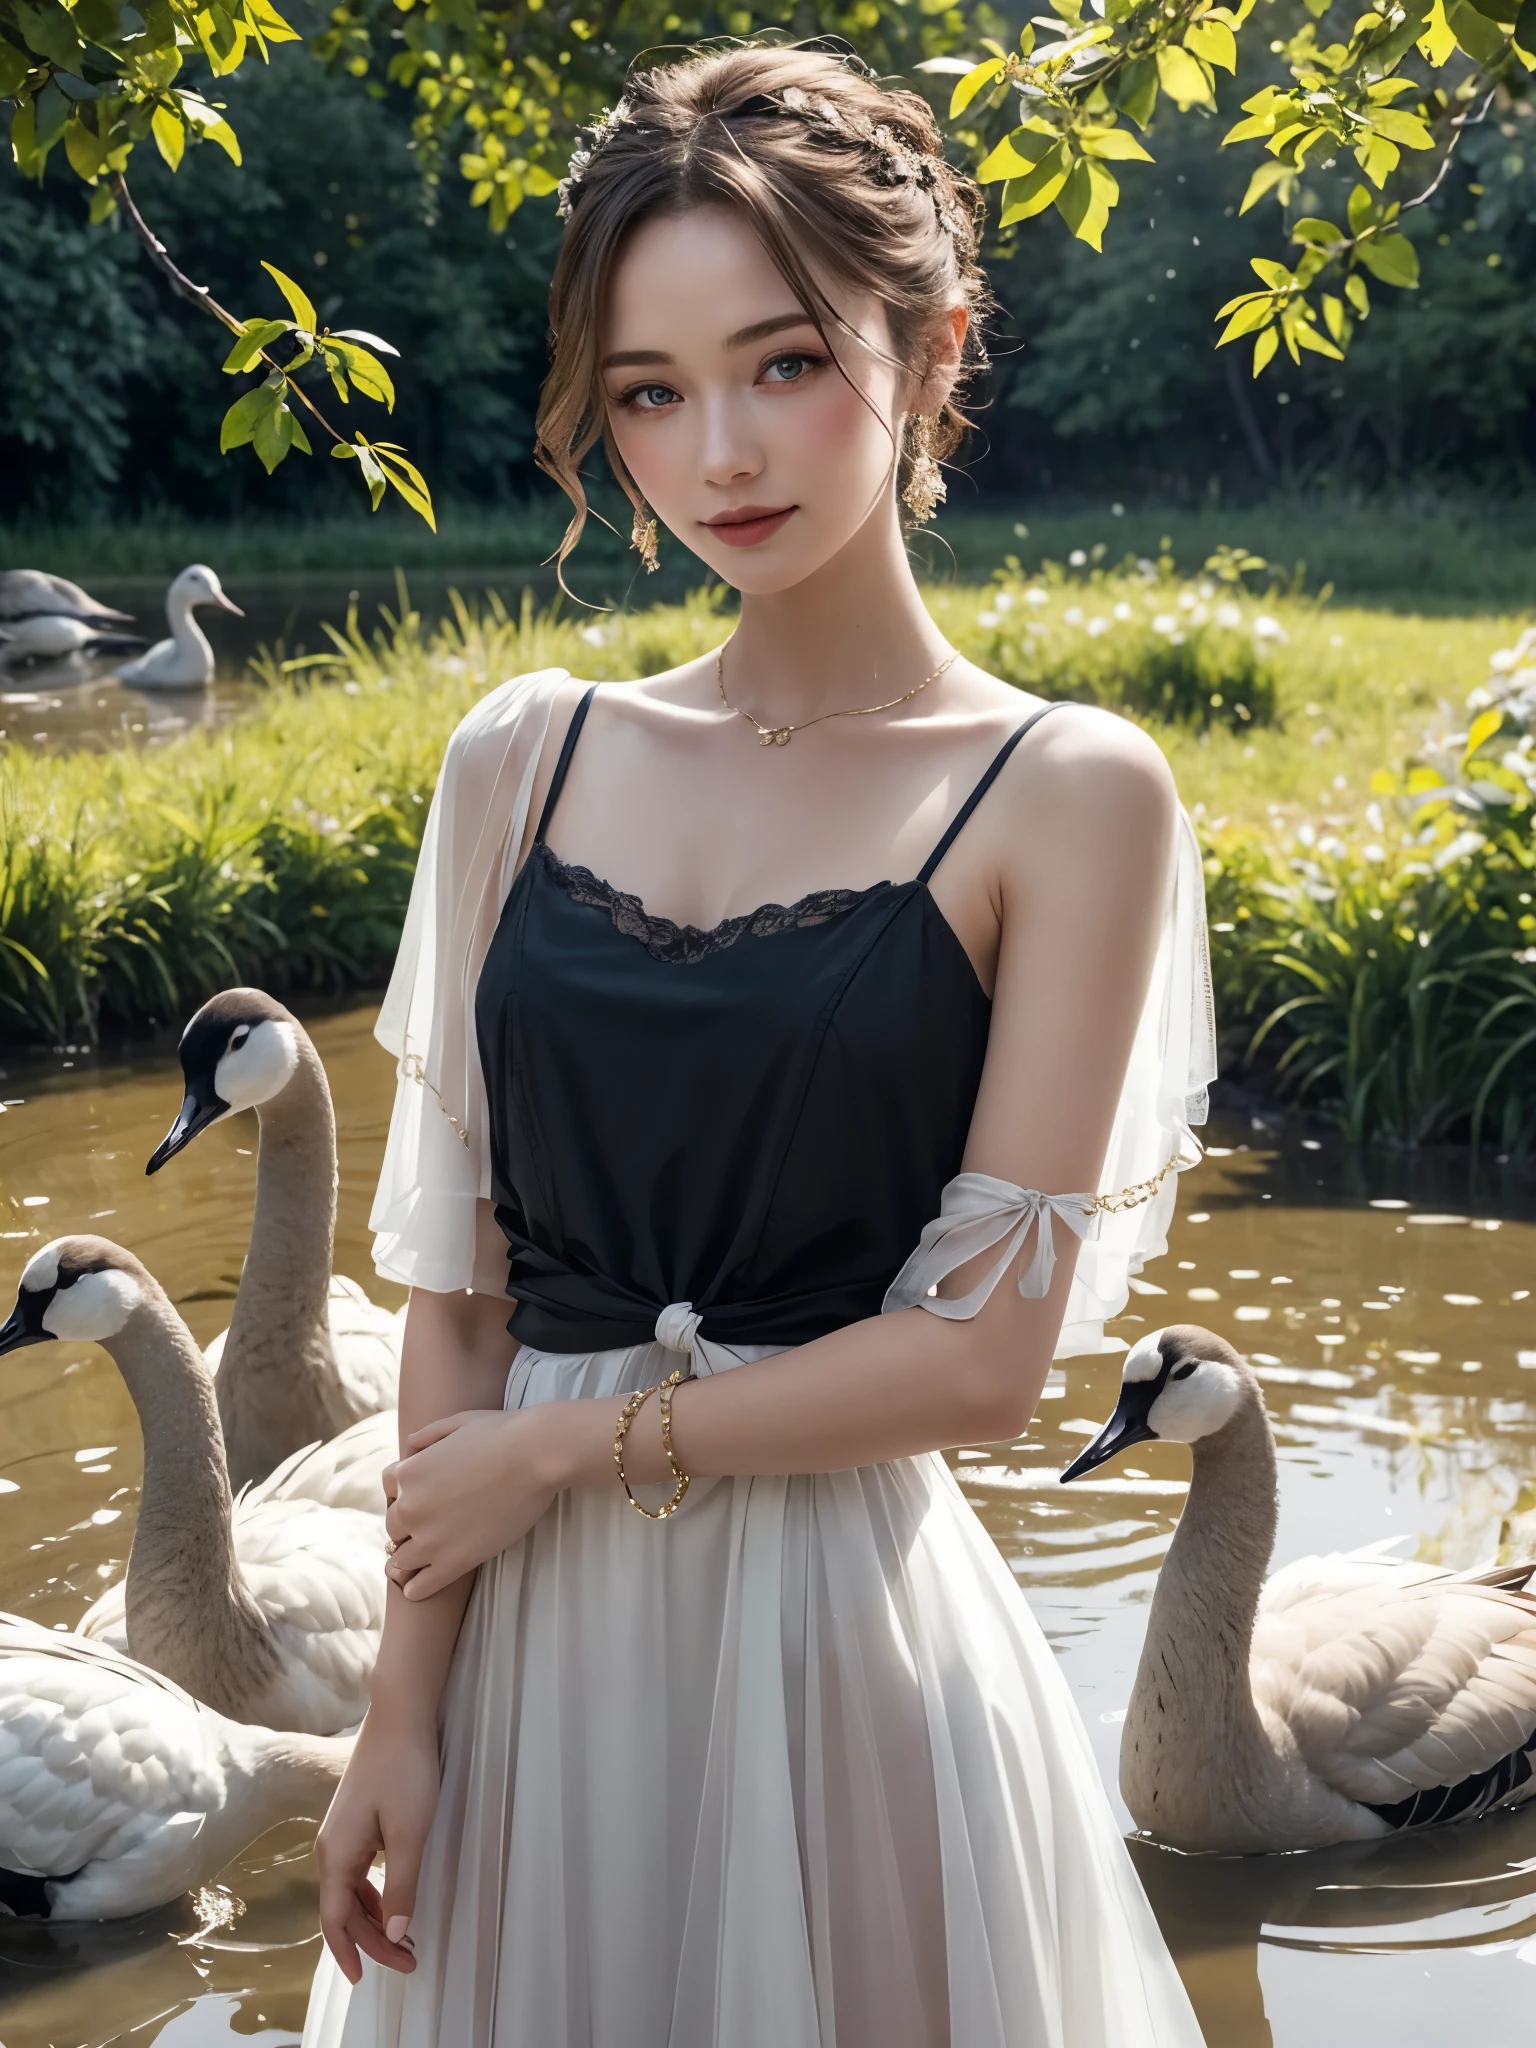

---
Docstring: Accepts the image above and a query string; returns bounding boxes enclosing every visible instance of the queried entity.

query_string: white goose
[0,614,144,663]
[0,1238,386,1737]
[1064,1324,1536,1853]
[148,988,403,1494]
[114,565,243,690]
[0,569,133,627]
[0,1613,347,1921]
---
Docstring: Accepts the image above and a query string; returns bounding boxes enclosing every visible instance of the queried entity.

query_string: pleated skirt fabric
[301,1339,1205,2048]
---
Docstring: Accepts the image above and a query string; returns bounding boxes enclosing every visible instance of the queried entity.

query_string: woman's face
[599,205,915,594]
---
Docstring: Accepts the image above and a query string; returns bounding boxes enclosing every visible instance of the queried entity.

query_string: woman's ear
[913,303,970,416]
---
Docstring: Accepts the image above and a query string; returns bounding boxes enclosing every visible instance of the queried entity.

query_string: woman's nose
[696,393,763,490]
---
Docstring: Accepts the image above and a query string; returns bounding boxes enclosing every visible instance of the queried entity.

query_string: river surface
[2,1008,1536,2045]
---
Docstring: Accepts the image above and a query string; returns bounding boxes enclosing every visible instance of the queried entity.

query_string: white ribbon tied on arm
[882,1172,1102,1322]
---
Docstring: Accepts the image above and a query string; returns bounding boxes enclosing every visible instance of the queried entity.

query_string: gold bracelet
[613,1369,691,1521]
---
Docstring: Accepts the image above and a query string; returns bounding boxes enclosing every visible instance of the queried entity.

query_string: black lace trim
[536,842,883,965]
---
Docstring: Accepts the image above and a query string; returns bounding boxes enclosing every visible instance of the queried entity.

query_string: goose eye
[1170,1360,1198,1381]
[228,1025,251,1051]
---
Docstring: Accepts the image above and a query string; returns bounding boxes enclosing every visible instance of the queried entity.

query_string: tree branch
[1399,88,1496,219]
[113,175,244,336]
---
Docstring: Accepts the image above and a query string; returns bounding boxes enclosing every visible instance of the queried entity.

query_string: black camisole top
[474,689,1062,1354]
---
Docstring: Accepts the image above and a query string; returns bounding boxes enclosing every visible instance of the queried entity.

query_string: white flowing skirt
[302,1337,1204,2048]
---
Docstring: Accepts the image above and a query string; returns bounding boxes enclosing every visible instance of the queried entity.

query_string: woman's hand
[384,1404,591,1600]
[317,1715,440,1982]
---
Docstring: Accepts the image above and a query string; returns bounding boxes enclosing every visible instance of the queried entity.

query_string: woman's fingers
[379,1819,430,1962]
[405,1413,465,1452]
[385,1534,423,1585]
[381,1459,400,1504]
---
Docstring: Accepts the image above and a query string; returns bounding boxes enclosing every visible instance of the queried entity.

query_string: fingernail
[387,1915,412,1945]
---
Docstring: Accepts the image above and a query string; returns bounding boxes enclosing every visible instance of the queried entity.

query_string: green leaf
[1368,107,1434,149]
[1215,287,1267,317]
[523,163,559,197]
[330,340,395,410]
[371,444,437,531]
[1292,217,1345,248]
[63,114,109,181]
[1252,326,1279,376]
[1250,256,1293,290]
[1420,0,1461,55]
[1056,157,1118,252]
[998,145,1069,223]
[1346,184,1376,236]
[88,180,117,224]
[1184,16,1237,68]
[177,93,242,165]
[1217,297,1277,344]
[1446,0,1509,56]
[949,56,1006,118]
[1322,292,1349,342]
[1240,162,1296,214]
[1291,319,1345,360]
[219,379,281,453]
[221,317,291,374]
[1515,0,1536,50]
[1356,232,1420,287]
[260,261,316,334]
[976,125,1057,184]
[1355,133,1399,189]
[1345,272,1371,317]
[14,0,87,70]
[1113,56,1158,129]
[1156,44,1215,110]
[0,44,30,95]
[1078,124,1153,162]
[150,101,184,171]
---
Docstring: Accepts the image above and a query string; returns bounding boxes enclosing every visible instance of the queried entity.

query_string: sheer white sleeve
[883,806,1216,1359]
[370,668,571,1293]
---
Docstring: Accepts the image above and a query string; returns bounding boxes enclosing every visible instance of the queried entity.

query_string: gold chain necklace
[716,641,960,748]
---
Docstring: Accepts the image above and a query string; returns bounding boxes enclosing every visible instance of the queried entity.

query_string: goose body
[0,1239,386,1737]
[114,565,242,690]
[1065,1324,1536,1854]
[0,569,133,626]
[0,615,144,663]
[0,1612,347,1921]
[149,989,403,1492]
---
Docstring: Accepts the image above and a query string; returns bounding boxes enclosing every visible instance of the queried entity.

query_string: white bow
[654,1301,704,1356]
[882,1172,1100,1322]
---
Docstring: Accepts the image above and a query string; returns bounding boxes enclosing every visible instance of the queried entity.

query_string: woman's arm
[316,1283,517,1982]
[386,710,1180,1599]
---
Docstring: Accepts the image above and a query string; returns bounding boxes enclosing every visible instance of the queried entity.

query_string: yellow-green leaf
[998,145,1069,223]
[1157,43,1215,109]
[1078,124,1154,162]
[1239,161,1296,214]
[1252,325,1279,376]
[1466,706,1505,759]
[260,260,316,334]
[1356,231,1420,287]
[1217,298,1276,344]
[949,55,1006,118]
[1418,0,1460,54]
[150,102,185,171]
[1056,157,1118,252]
[1185,16,1238,68]
[524,163,560,196]
[1368,107,1434,148]
[1291,320,1345,360]
[976,125,1057,183]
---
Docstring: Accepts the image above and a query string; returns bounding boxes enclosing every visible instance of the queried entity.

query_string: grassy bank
[3,562,1535,1147]
[6,495,1536,611]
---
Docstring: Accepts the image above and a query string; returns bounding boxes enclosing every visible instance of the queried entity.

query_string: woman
[305,42,1215,2048]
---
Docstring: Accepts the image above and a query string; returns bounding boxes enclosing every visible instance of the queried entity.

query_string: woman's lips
[702,506,796,548]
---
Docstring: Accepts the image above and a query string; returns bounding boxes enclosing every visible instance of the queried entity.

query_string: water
[3,1013,1536,2045]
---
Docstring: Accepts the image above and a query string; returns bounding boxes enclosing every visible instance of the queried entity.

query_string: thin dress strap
[534,685,598,843]
[918,702,1068,885]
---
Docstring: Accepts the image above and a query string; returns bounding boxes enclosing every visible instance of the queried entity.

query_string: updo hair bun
[535,43,991,576]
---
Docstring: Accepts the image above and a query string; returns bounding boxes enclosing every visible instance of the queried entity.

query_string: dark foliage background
[3,8,1534,524]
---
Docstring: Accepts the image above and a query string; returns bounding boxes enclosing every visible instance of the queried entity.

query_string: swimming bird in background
[0,1239,386,1737]
[147,988,403,1492]
[0,569,133,627]
[0,1613,348,1921]
[114,564,243,690]
[0,615,145,664]
[1064,1324,1536,1853]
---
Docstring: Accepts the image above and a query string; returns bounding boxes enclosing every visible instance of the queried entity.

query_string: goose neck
[231,1038,337,1336]
[167,586,213,662]
[106,1296,273,1711]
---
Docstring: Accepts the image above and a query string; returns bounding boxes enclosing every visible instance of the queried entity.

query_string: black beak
[1060,1388,1158,1483]
[0,1294,51,1357]
[146,1084,226,1175]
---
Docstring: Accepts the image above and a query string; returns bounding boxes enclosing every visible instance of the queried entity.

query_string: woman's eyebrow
[599,312,818,371]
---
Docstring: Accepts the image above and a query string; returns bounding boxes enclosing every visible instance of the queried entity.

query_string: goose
[0,614,144,664]
[0,1238,386,1737]
[1063,1324,1536,1854]
[146,988,403,1492]
[0,569,133,627]
[0,1612,347,1921]
[113,565,243,690]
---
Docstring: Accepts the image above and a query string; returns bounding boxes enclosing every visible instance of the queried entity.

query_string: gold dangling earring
[902,416,947,525]
[631,502,660,573]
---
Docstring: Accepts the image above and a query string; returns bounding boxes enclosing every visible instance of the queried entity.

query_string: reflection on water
[4,1016,1536,2043]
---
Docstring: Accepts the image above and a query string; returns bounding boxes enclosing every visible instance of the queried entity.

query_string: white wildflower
[1215,602,1242,628]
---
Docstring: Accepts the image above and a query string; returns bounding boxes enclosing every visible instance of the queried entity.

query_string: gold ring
[385,1537,398,1556]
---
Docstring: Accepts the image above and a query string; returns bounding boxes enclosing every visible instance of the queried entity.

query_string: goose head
[0,1238,150,1355]
[169,565,243,619]
[1060,1325,1258,1482]
[146,989,301,1174]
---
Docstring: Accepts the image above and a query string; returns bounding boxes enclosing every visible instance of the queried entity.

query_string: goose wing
[224,1498,386,1733]
[1254,1555,1536,1809]
[324,1275,402,1419]
[0,1615,220,1905]
[246,1409,396,1520]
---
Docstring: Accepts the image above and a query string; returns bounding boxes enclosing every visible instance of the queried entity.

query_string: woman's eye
[761,352,820,385]
[623,383,680,412]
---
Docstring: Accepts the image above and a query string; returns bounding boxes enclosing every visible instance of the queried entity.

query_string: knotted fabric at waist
[503,1241,889,1355]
